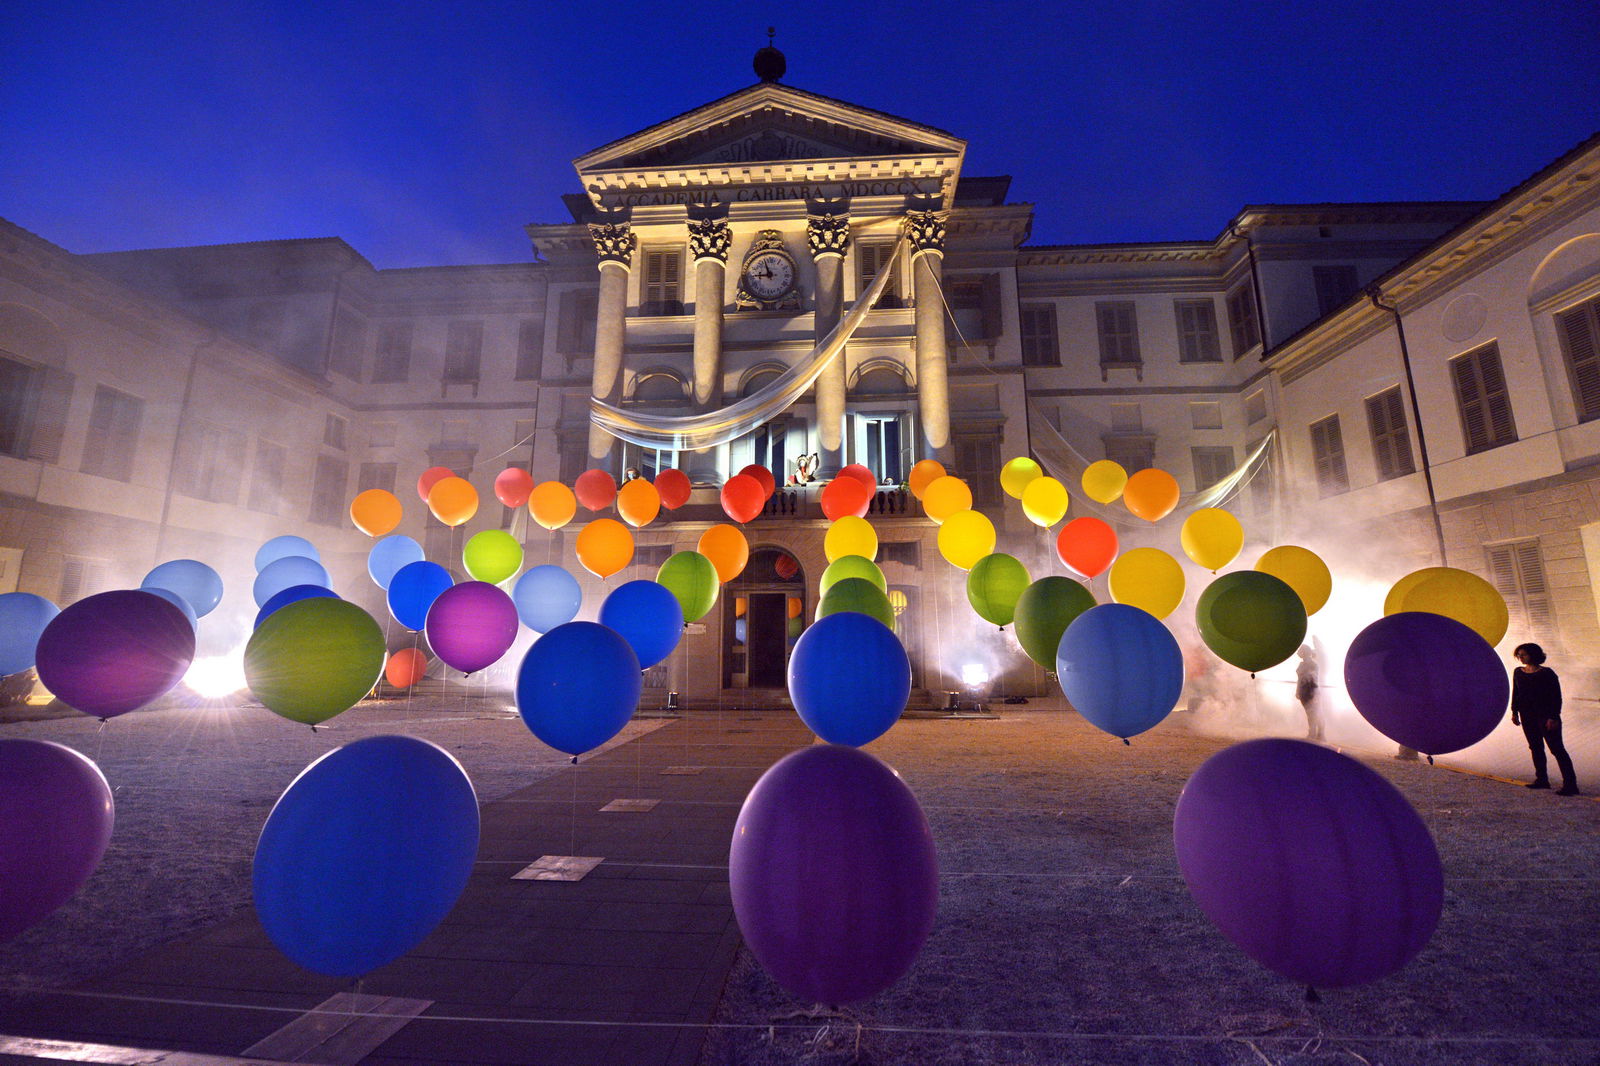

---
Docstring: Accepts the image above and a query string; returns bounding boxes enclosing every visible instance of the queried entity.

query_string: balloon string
[569,756,579,857]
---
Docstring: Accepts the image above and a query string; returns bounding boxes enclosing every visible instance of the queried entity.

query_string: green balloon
[817,577,896,630]
[1013,576,1096,669]
[786,614,803,640]
[244,597,386,725]
[966,553,1031,628]
[463,529,523,585]
[657,551,718,623]
[1196,570,1307,673]
[819,554,887,599]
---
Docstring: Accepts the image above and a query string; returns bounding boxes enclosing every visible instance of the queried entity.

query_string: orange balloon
[350,489,402,537]
[1123,468,1180,522]
[575,518,633,579]
[428,476,478,527]
[908,460,946,500]
[922,476,972,524]
[787,596,802,619]
[698,524,750,583]
[735,596,748,618]
[529,481,577,530]
[617,478,661,528]
[384,648,427,688]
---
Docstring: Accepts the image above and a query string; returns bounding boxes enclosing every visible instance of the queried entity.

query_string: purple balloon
[425,581,519,674]
[1344,611,1509,755]
[1174,739,1442,988]
[730,745,938,1005]
[0,739,114,942]
[35,590,196,717]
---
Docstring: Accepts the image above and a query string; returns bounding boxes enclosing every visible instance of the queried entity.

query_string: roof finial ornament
[753,27,785,83]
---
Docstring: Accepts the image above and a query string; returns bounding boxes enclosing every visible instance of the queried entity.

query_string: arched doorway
[724,547,804,689]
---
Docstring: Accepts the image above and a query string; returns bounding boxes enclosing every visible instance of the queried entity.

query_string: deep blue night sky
[3,0,1597,269]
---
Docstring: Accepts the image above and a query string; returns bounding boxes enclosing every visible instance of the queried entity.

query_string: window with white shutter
[444,321,483,383]
[80,385,143,482]
[1191,446,1235,491]
[1313,265,1361,317]
[515,319,544,380]
[641,249,684,316]
[1309,415,1348,496]
[1365,386,1415,480]
[1555,295,1600,422]
[857,241,902,308]
[1228,285,1260,357]
[1019,304,1059,366]
[372,322,412,383]
[1450,342,1517,453]
[1175,300,1222,362]
[1096,302,1140,367]
[1487,540,1553,640]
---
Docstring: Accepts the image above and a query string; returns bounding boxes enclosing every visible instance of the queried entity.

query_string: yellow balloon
[574,518,633,579]
[1180,508,1244,572]
[825,515,878,563]
[1255,545,1332,615]
[937,509,997,571]
[1384,567,1509,646]
[427,476,478,527]
[1108,547,1186,620]
[922,476,972,524]
[616,478,660,528]
[1000,457,1043,500]
[350,489,402,537]
[1082,460,1127,504]
[528,480,577,530]
[1021,476,1070,528]
[908,460,946,500]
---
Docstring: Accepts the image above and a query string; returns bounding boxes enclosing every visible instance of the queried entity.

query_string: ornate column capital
[588,221,636,270]
[806,213,851,260]
[687,217,732,264]
[903,210,948,259]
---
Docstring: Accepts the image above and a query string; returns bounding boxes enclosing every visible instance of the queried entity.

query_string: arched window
[739,363,787,399]
[851,361,912,397]
[628,367,688,406]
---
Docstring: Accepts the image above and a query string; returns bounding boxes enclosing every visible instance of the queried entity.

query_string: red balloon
[821,476,872,521]
[574,469,618,512]
[738,463,777,500]
[838,463,879,494]
[493,468,534,508]
[721,474,765,524]
[654,469,692,510]
[774,553,799,580]
[417,466,453,503]
[1056,517,1119,579]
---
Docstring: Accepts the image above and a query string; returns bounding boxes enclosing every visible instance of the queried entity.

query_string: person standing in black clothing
[1510,643,1580,795]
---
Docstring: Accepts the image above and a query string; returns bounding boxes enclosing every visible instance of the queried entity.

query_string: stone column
[587,219,635,461]
[907,209,952,461]
[687,216,732,483]
[808,212,850,475]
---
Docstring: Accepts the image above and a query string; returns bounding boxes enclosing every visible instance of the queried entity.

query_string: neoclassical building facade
[3,54,1599,703]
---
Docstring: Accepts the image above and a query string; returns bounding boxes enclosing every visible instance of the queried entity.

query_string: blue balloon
[253,735,479,977]
[734,616,747,644]
[252,556,332,608]
[143,587,198,629]
[517,622,641,756]
[1056,603,1184,740]
[0,592,60,676]
[787,611,911,746]
[140,559,223,617]
[255,535,320,573]
[367,535,425,590]
[597,580,683,669]
[511,565,583,633]
[255,584,340,629]
[387,561,453,631]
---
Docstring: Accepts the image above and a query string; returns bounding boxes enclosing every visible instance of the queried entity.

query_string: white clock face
[745,252,795,301]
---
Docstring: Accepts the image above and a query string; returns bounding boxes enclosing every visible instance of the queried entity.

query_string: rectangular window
[513,419,537,465]
[1109,403,1142,432]
[641,248,684,316]
[878,541,920,567]
[1228,284,1261,357]
[635,446,678,482]
[1365,386,1415,481]
[557,430,588,484]
[955,433,1001,505]
[323,414,347,450]
[1313,265,1361,317]
[309,455,348,526]
[1175,300,1222,363]
[1245,389,1268,425]
[557,290,599,366]
[515,319,544,380]
[358,461,397,494]
[1191,445,1235,491]
[1555,294,1600,421]
[372,322,412,383]
[1189,401,1224,430]
[368,421,397,448]
[1450,342,1517,454]
[1309,414,1348,496]
[1487,539,1554,639]
[247,439,285,513]
[947,275,1001,344]
[175,420,245,503]
[58,556,107,605]
[1104,435,1155,473]
[329,310,365,379]
[1096,301,1140,367]
[444,321,483,383]
[1019,303,1059,366]
[0,357,72,463]
[857,241,902,309]
[79,385,142,482]
[750,421,786,487]
[862,416,902,485]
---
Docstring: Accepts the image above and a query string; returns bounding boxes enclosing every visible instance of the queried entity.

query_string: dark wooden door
[748,592,788,688]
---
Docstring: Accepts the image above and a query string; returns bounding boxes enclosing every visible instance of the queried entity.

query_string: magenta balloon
[0,739,114,942]
[424,581,519,674]
[34,590,196,717]
[1344,611,1509,755]
[730,745,938,1005]
[1174,739,1443,988]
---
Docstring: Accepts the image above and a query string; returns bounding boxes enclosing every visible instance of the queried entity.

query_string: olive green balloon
[656,551,718,623]
[967,553,1031,628]
[1013,576,1096,669]
[244,597,386,725]
[817,577,896,630]
[819,554,887,599]
[462,529,523,585]
[1196,570,1307,673]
